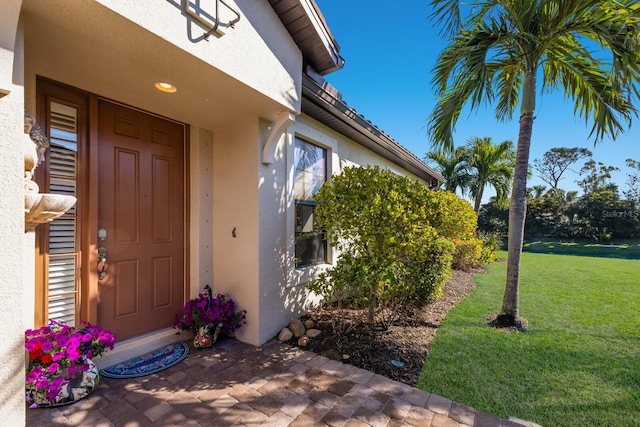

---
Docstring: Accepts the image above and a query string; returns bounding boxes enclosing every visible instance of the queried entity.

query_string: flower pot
[193,328,212,349]
[193,323,222,349]
[27,357,100,408]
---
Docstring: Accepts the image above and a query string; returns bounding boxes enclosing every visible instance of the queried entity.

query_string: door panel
[98,100,185,340]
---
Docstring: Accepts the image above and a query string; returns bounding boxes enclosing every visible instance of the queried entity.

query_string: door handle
[98,247,107,280]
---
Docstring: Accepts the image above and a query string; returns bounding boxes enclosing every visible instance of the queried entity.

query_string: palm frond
[428,0,640,146]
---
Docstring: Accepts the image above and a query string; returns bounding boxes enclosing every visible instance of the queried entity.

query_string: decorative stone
[297,335,309,347]
[289,319,306,338]
[303,319,315,329]
[278,328,293,342]
[306,328,321,338]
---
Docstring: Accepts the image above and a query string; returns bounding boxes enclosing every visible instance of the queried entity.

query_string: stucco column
[0,2,27,423]
[0,63,27,427]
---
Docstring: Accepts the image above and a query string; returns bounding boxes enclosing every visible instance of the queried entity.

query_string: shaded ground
[282,267,484,386]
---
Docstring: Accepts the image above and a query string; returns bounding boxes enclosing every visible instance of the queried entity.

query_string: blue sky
[315,0,638,202]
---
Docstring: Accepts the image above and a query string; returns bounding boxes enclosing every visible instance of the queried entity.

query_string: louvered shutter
[47,101,79,326]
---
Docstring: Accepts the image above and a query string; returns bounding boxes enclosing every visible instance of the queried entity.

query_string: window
[294,138,327,268]
[47,101,80,326]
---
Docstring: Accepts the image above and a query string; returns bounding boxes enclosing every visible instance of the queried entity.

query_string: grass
[524,238,640,259]
[418,251,640,426]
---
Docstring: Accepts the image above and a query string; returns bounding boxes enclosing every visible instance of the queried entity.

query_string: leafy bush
[311,166,474,324]
[452,238,483,270]
[423,190,478,242]
[478,231,502,264]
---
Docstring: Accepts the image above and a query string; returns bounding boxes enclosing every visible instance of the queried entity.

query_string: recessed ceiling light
[154,82,177,93]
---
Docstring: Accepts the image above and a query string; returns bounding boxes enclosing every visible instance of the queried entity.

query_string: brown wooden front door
[97,100,185,340]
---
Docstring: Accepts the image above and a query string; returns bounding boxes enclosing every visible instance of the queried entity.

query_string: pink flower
[26,367,44,383]
[36,377,49,389]
[24,319,116,407]
[67,348,81,362]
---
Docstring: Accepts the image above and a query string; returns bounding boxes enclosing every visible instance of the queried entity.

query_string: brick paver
[26,338,542,426]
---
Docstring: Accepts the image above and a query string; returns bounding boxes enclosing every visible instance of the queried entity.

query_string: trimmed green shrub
[309,166,475,324]
[452,237,483,270]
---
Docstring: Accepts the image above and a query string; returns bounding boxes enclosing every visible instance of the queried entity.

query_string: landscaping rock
[306,328,321,338]
[303,319,315,329]
[289,319,306,337]
[297,335,309,347]
[277,328,293,342]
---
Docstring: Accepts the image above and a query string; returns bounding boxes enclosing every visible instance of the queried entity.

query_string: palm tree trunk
[501,69,536,326]
[474,189,483,216]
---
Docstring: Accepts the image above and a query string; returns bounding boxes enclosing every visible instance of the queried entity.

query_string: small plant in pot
[174,285,247,349]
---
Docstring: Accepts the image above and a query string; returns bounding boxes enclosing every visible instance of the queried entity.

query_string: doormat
[99,341,189,379]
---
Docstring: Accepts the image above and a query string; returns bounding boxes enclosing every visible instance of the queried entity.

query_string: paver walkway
[26,338,541,427]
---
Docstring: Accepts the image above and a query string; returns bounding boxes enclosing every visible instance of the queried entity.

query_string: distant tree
[477,197,509,236]
[574,188,638,240]
[465,137,515,215]
[525,188,579,238]
[577,160,620,195]
[624,158,640,203]
[528,185,547,199]
[425,147,471,195]
[427,0,640,327]
[534,147,592,189]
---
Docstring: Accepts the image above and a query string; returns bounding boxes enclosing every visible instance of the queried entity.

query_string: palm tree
[529,185,548,199]
[465,137,515,215]
[428,0,639,326]
[425,147,471,195]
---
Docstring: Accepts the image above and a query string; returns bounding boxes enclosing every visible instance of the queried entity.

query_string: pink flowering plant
[25,320,116,407]
[174,287,246,337]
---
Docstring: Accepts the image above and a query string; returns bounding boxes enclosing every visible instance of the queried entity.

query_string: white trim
[263,112,295,164]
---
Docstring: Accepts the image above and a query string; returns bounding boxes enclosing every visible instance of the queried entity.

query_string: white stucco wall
[21,0,300,134]
[212,118,261,345]
[94,0,301,115]
[0,1,27,424]
[190,127,215,295]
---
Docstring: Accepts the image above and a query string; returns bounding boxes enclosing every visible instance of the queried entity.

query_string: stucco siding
[0,12,27,424]
[212,118,261,345]
[189,128,215,296]
[21,0,299,135]
[95,0,301,114]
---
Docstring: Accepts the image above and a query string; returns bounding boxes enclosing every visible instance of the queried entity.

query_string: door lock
[98,247,107,280]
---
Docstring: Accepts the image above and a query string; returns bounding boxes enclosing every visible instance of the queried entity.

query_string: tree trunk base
[487,313,528,332]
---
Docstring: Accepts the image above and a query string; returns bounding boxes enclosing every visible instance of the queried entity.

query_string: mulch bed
[280,267,484,386]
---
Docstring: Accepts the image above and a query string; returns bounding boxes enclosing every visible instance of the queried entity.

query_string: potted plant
[174,285,247,348]
[25,320,116,408]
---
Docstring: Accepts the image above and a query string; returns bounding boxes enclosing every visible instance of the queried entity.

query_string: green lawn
[524,238,640,259]
[418,251,640,426]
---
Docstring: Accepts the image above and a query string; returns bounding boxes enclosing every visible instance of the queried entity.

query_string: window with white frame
[294,137,327,268]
